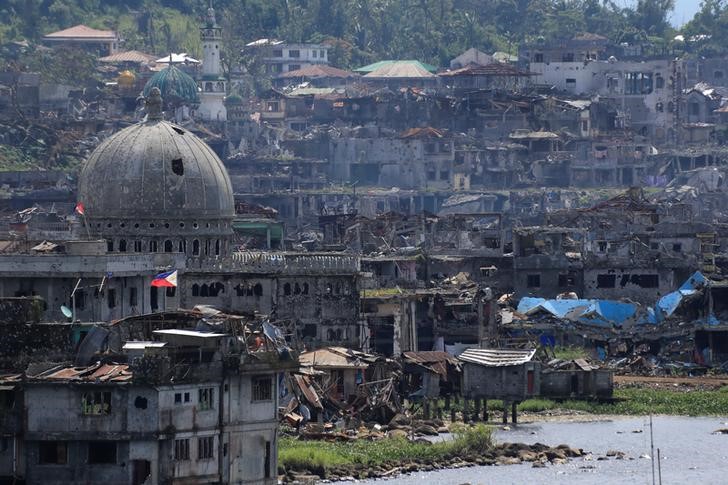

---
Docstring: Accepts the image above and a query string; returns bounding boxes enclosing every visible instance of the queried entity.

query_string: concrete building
[42,24,121,56]
[246,39,329,75]
[0,311,295,484]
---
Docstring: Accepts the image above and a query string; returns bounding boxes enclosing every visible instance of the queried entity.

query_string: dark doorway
[132,459,151,485]
[369,317,395,356]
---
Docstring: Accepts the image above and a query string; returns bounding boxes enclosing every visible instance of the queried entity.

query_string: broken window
[252,376,273,401]
[302,283,309,295]
[82,391,112,415]
[253,283,263,297]
[690,102,700,116]
[171,158,184,176]
[198,436,214,460]
[302,324,317,338]
[622,274,659,288]
[192,240,200,256]
[107,288,116,309]
[164,240,173,253]
[198,387,214,411]
[166,286,176,298]
[39,442,67,465]
[88,441,116,464]
[597,274,616,288]
[119,240,127,252]
[655,75,665,89]
[597,241,608,253]
[558,274,576,287]
[283,283,291,296]
[74,289,86,310]
[174,439,190,461]
[534,53,544,63]
[526,274,540,288]
[672,243,682,252]
[192,284,200,297]
[134,396,147,409]
[134,240,142,252]
[107,240,114,252]
[625,72,653,95]
[149,240,158,252]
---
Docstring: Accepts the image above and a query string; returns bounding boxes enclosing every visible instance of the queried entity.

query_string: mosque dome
[143,65,199,104]
[77,88,234,256]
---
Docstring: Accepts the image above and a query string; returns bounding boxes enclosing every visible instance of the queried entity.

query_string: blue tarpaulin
[517,272,711,328]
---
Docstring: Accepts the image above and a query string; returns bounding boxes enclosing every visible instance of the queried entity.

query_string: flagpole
[83,213,90,240]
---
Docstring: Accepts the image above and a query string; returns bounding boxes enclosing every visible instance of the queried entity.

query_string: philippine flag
[151,270,178,287]
[75,202,85,215]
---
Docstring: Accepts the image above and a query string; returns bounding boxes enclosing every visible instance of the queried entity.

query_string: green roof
[143,66,199,104]
[354,60,438,74]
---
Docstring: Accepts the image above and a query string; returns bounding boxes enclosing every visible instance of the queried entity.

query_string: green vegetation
[552,346,589,361]
[433,387,728,417]
[279,424,493,477]
[0,1,686,72]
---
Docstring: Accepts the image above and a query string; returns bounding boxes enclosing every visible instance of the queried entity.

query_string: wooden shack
[458,348,540,423]
[459,348,540,401]
[540,358,613,400]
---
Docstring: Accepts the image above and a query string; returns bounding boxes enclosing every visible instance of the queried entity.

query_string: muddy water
[342,416,728,485]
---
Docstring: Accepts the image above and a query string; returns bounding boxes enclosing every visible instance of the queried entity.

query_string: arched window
[134,240,142,252]
[118,240,127,252]
[166,287,176,297]
[192,284,200,296]
[253,283,263,297]
[335,329,343,340]
[178,240,185,253]
[192,240,200,256]
[149,240,158,252]
[302,283,309,295]
[164,240,173,253]
[200,284,209,297]
[294,283,301,295]
[283,283,291,296]
[205,240,210,256]
[327,329,335,340]
[107,240,114,252]
[215,240,220,256]
[246,285,253,296]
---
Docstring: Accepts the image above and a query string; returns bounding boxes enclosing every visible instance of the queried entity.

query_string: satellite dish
[61,305,72,318]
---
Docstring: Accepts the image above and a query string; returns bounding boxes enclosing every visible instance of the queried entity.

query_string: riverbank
[278,424,585,482]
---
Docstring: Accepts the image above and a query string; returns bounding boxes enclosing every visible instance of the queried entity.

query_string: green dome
[143,65,199,104]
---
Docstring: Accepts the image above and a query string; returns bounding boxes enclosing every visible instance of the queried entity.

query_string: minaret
[197,0,227,121]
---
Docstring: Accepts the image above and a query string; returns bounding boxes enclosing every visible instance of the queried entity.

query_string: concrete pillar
[511,401,518,424]
[483,399,488,422]
[423,398,430,420]
[502,401,509,424]
[473,399,481,422]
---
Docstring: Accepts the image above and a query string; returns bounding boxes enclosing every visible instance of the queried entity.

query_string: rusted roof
[509,129,559,140]
[31,363,132,382]
[458,348,536,367]
[300,347,371,368]
[43,24,117,40]
[440,63,533,77]
[98,50,156,64]
[402,351,458,376]
[278,64,359,79]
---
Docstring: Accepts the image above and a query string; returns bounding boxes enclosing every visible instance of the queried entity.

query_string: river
[338,416,728,485]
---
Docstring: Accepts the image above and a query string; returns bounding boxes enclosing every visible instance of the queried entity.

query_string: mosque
[0,5,360,349]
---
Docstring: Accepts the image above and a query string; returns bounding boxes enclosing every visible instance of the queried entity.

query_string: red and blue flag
[151,270,178,287]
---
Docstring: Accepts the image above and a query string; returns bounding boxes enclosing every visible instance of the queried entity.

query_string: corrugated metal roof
[33,363,132,382]
[402,351,458,376]
[440,63,533,77]
[458,348,536,367]
[300,347,370,368]
[153,329,227,338]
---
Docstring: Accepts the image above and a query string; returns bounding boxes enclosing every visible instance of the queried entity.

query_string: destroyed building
[0,309,295,484]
